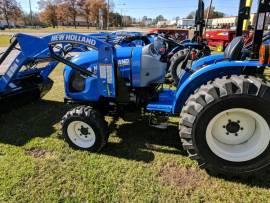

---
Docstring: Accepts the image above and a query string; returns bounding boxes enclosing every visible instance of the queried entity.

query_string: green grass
[0,35,11,47]
[1,66,270,202]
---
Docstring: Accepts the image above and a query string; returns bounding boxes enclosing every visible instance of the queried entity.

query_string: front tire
[179,75,270,177]
[61,106,108,152]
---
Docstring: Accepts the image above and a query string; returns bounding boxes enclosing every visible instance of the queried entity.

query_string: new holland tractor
[1,0,270,177]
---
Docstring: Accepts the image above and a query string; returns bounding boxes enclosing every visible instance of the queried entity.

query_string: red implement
[205,29,249,51]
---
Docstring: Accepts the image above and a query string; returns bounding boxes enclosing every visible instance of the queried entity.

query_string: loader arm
[0,33,117,97]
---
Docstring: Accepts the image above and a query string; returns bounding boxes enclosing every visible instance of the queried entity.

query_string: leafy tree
[205,6,225,19]
[186,7,225,20]
[89,0,107,27]
[153,15,166,24]
[142,16,148,22]
[62,0,80,28]
[77,0,91,28]
[38,0,58,28]
[186,11,196,19]
[56,3,69,26]
[109,12,122,27]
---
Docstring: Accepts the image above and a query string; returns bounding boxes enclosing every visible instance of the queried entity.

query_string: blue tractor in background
[0,0,270,178]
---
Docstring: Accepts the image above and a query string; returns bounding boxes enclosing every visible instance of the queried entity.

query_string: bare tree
[0,0,22,27]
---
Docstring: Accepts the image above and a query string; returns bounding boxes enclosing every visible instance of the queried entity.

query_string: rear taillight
[259,44,270,64]
[217,32,229,36]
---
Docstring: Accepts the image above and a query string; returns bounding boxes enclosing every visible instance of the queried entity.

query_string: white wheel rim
[206,108,270,162]
[67,121,96,149]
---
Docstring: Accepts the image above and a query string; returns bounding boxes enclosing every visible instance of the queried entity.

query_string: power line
[116,6,240,10]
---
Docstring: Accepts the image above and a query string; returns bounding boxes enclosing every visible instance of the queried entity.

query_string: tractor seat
[224,36,244,60]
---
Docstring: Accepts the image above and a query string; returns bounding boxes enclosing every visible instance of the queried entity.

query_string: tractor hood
[69,47,134,68]
[65,44,166,88]
[65,47,135,82]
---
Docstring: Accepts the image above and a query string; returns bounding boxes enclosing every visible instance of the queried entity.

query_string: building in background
[177,19,195,29]
[210,13,270,29]
[156,20,168,28]
[211,16,237,29]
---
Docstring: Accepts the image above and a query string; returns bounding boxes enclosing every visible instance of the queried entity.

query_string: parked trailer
[205,29,249,51]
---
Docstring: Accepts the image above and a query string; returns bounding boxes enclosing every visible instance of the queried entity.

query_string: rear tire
[169,49,190,86]
[61,106,108,152]
[169,47,211,86]
[179,75,270,177]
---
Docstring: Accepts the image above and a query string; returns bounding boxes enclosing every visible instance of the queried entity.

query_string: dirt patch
[25,148,52,159]
[159,163,208,189]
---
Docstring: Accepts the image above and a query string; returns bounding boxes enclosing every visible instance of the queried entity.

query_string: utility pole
[204,0,213,34]
[107,0,110,30]
[29,0,33,26]
[117,3,126,28]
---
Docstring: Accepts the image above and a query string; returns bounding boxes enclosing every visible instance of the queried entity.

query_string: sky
[18,0,258,20]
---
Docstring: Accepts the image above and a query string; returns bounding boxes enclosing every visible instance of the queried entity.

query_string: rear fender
[177,54,226,87]
[172,60,263,114]
[191,54,224,71]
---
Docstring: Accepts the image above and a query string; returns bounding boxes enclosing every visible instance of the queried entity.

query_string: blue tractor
[0,0,270,177]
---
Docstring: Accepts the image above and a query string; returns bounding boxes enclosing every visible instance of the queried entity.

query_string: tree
[186,11,196,19]
[78,0,92,28]
[205,6,225,19]
[109,12,122,27]
[56,3,68,26]
[38,0,58,28]
[0,0,22,27]
[22,12,42,26]
[142,16,147,22]
[12,4,22,25]
[90,0,107,27]
[153,15,166,24]
[62,0,80,28]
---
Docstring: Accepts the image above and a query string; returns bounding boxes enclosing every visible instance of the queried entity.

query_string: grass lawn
[0,66,270,202]
[0,35,11,47]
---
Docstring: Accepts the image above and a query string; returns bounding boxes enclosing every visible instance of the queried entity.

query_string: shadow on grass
[1,100,270,189]
[214,170,270,189]
[102,116,186,163]
[0,99,72,146]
